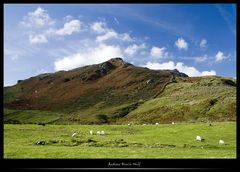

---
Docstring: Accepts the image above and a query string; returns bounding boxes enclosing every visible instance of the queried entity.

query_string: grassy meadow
[4,122,236,158]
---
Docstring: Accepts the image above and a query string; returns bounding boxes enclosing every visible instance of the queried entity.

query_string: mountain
[4,58,236,124]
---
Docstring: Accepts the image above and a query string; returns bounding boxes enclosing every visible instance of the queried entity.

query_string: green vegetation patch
[4,122,236,158]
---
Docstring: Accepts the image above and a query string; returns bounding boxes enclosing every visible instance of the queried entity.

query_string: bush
[96,114,109,123]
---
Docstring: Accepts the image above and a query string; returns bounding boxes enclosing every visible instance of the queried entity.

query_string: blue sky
[4,4,236,86]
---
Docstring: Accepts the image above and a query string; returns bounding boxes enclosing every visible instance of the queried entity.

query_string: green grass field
[4,122,236,158]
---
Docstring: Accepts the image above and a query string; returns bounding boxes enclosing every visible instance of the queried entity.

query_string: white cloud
[195,55,208,63]
[63,15,73,22]
[175,38,188,50]
[201,70,216,76]
[54,20,82,36]
[29,34,48,44]
[143,61,216,77]
[96,31,118,42]
[124,44,146,56]
[199,39,207,48]
[92,21,133,42]
[27,19,82,44]
[150,46,169,58]
[20,7,55,28]
[54,43,123,71]
[120,33,133,42]
[215,51,226,62]
[91,21,109,34]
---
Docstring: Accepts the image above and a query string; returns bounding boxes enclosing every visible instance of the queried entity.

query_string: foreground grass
[4,122,236,158]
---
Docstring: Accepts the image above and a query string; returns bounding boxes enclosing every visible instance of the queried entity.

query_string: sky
[4,4,236,86]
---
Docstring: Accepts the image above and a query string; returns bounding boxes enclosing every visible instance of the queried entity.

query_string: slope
[119,76,236,124]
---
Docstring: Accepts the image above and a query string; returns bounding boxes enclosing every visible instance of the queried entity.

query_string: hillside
[4,58,236,124]
[118,76,236,124]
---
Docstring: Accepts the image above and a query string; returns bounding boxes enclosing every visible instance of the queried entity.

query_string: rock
[146,79,154,84]
[170,69,188,77]
[100,62,115,73]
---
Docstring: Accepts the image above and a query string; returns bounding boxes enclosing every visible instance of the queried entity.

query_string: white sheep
[100,130,105,135]
[128,123,131,126]
[143,124,146,126]
[96,131,101,135]
[155,123,159,125]
[219,139,224,144]
[172,122,175,125]
[90,130,93,135]
[196,135,202,141]
[72,132,77,137]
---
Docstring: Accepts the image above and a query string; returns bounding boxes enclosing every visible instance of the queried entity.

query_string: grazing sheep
[155,123,159,125]
[143,124,146,126]
[90,130,93,135]
[196,135,202,141]
[96,131,101,135]
[100,131,105,135]
[36,141,45,145]
[128,123,131,126]
[72,132,77,137]
[172,122,175,125]
[219,139,224,144]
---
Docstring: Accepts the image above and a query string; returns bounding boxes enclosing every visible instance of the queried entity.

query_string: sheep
[155,123,159,125]
[219,139,224,144]
[96,131,101,135]
[100,130,105,135]
[72,132,77,137]
[128,123,131,126]
[90,130,93,135]
[172,122,175,125]
[196,135,204,141]
[143,124,146,126]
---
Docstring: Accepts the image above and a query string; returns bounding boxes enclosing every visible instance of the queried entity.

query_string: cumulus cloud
[20,7,55,28]
[54,20,82,36]
[120,33,133,42]
[96,31,118,42]
[124,43,146,56]
[91,21,133,42]
[175,38,188,50]
[90,21,109,34]
[215,51,227,62]
[29,34,48,44]
[143,61,216,77]
[54,43,123,71]
[63,15,73,22]
[150,46,169,58]
[199,39,207,48]
[27,19,82,44]
[201,70,216,76]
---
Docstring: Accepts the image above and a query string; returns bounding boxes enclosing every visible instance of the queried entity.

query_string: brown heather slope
[4,58,236,124]
[4,58,185,115]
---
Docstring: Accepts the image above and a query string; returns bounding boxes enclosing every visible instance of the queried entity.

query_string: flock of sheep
[71,130,105,137]
[71,122,225,145]
[195,135,225,144]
